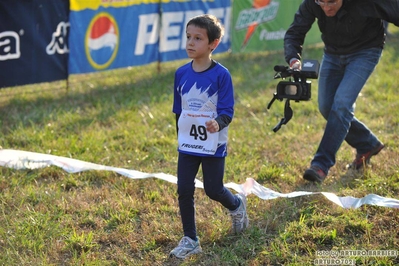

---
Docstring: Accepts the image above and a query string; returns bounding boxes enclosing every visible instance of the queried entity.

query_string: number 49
[190,124,207,141]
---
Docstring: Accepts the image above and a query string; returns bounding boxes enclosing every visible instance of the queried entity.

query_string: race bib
[178,110,218,155]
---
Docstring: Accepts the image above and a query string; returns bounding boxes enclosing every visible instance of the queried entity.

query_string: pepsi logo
[85,12,119,70]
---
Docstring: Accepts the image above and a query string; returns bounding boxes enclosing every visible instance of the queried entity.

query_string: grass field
[0,28,398,265]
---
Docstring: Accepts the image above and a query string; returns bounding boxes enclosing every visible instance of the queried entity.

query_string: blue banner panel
[69,3,160,74]
[159,0,231,62]
[69,0,231,74]
[0,0,69,88]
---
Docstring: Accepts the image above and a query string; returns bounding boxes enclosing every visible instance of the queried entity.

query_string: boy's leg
[170,153,203,259]
[177,153,201,240]
[202,157,248,233]
[202,156,237,209]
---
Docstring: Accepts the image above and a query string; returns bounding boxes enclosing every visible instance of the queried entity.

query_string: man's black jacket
[284,0,399,63]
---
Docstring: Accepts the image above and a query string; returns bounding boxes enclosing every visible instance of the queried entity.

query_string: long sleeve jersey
[172,60,234,157]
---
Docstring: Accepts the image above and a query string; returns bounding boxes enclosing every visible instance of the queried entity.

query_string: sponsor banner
[1,149,399,210]
[68,0,231,74]
[68,3,160,74]
[232,0,321,53]
[70,0,160,11]
[0,0,69,88]
[158,0,231,63]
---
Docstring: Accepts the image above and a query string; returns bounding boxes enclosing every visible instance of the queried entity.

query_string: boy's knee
[204,189,222,201]
[177,185,195,197]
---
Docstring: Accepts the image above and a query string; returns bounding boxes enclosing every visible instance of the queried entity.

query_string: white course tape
[0,149,398,209]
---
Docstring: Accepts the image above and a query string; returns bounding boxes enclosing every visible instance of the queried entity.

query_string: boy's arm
[175,113,180,135]
[215,67,234,129]
[215,114,232,131]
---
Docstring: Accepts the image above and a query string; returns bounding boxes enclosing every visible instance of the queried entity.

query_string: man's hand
[289,58,302,70]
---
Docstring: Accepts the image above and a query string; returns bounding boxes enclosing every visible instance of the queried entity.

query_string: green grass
[1,28,399,265]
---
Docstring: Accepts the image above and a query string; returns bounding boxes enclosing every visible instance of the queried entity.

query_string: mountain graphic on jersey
[86,13,119,69]
[181,82,218,113]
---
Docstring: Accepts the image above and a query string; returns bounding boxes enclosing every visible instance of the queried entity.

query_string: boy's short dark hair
[187,14,225,44]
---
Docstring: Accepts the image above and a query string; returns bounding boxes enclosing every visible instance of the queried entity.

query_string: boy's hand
[205,119,219,133]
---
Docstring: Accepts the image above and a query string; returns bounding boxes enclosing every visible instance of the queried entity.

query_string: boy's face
[186,25,219,60]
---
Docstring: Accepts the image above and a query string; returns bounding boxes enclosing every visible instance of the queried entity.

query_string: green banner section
[232,0,321,53]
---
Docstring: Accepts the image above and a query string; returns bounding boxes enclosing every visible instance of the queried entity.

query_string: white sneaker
[229,193,249,234]
[169,236,202,259]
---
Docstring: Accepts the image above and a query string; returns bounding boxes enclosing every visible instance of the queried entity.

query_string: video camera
[267,59,320,132]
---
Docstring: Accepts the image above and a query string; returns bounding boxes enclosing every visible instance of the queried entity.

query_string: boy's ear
[210,38,220,51]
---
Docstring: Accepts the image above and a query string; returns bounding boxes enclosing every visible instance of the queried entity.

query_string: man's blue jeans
[311,47,383,174]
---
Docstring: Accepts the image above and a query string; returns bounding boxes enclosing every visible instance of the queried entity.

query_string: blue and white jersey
[173,61,234,157]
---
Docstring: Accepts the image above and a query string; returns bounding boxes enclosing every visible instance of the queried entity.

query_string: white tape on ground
[1,149,398,209]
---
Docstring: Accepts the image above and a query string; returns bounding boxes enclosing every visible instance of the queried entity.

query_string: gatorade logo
[235,0,279,48]
[85,12,119,70]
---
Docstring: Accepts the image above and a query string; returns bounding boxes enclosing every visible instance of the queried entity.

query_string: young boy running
[170,14,249,259]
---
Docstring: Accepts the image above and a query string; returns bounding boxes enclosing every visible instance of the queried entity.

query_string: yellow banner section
[70,0,161,11]
[70,0,215,11]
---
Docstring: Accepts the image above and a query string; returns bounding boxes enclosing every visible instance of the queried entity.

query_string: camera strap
[272,100,293,132]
